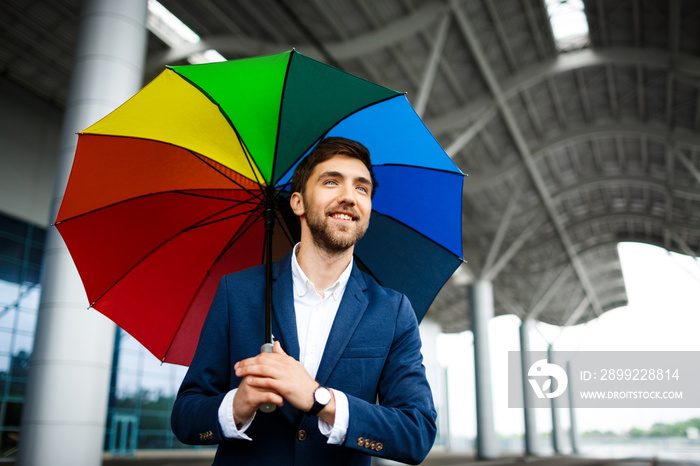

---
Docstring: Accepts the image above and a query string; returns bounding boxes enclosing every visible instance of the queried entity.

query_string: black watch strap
[307,401,324,416]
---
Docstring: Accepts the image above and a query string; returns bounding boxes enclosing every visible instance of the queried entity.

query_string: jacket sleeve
[171,276,232,445]
[342,294,437,465]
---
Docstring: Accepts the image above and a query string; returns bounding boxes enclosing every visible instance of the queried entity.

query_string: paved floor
[410,451,694,466]
[2,450,695,466]
[97,450,697,466]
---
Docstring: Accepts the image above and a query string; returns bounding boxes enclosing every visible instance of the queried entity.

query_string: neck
[296,237,353,292]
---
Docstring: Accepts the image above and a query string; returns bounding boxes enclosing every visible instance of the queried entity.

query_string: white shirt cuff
[218,388,254,440]
[318,388,349,444]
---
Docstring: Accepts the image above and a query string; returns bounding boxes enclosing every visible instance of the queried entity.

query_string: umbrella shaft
[264,195,275,345]
[259,343,277,412]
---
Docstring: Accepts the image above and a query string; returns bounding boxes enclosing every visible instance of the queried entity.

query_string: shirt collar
[291,243,353,301]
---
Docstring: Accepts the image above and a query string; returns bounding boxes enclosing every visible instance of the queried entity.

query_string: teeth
[332,213,353,220]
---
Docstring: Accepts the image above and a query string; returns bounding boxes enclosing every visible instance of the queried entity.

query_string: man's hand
[232,370,284,427]
[233,342,319,418]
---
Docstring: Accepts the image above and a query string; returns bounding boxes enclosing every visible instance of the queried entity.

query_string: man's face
[292,154,372,253]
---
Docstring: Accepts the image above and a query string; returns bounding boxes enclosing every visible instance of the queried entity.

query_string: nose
[337,184,356,205]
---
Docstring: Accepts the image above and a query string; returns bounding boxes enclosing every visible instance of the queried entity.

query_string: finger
[245,378,286,406]
[235,353,276,372]
[235,382,284,420]
[234,356,259,371]
[258,392,284,407]
[245,375,277,390]
[236,363,271,379]
[272,340,287,355]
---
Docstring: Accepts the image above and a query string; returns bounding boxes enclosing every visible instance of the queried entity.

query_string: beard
[304,199,369,254]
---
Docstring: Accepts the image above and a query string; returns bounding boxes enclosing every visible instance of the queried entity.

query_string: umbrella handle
[258,343,277,413]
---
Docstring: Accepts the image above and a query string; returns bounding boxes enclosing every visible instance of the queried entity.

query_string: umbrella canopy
[55,50,464,366]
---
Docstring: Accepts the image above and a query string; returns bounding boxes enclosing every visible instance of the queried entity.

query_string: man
[171,137,436,465]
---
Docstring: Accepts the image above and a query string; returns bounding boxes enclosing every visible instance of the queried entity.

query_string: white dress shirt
[218,244,351,443]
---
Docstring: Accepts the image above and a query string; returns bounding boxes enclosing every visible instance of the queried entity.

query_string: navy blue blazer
[171,251,437,465]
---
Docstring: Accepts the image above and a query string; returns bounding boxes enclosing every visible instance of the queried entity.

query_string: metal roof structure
[2,0,699,334]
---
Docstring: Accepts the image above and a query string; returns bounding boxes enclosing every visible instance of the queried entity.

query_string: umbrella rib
[269,50,296,186]
[211,205,265,266]
[175,190,263,207]
[77,133,267,194]
[87,203,261,308]
[55,190,261,224]
[188,151,267,202]
[165,70,269,191]
[162,205,266,362]
[373,162,465,176]
[274,208,296,248]
[181,206,261,232]
[352,255,382,285]
[370,210,464,261]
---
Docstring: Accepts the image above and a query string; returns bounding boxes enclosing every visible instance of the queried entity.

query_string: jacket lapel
[270,252,300,360]
[269,253,302,426]
[314,265,368,386]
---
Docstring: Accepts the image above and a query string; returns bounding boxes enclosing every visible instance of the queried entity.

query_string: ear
[290,192,305,217]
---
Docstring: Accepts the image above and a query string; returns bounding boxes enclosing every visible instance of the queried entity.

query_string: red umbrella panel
[56,135,272,364]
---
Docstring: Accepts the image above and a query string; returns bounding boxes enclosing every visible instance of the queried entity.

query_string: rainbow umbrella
[55,50,464,366]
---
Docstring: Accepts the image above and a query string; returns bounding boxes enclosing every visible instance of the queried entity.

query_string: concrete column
[18,1,148,465]
[519,319,539,456]
[470,280,498,459]
[442,366,451,450]
[419,318,447,447]
[567,361,579,453]
[548,345,563,453]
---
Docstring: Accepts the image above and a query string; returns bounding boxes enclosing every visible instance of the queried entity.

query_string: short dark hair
[291,137,377,198]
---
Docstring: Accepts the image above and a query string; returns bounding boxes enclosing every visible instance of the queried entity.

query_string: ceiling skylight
[545,0,590,52]
[147,0,226,64]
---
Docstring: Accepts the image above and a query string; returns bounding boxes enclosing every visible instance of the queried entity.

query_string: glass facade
[0,211,205,455]
[0,213,43,455]
[106,328,193,451]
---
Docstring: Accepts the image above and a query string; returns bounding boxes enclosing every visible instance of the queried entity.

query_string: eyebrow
[318,170,373,188]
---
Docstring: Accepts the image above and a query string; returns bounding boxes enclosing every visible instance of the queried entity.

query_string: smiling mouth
[330,212,356,221]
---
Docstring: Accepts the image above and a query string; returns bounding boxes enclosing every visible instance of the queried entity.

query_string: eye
[324,180,338,186]
[356,186,368,193]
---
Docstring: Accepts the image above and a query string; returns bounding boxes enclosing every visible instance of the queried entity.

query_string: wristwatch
[307,385,331,416]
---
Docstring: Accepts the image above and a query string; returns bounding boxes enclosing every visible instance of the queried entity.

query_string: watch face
[315,386,332,405]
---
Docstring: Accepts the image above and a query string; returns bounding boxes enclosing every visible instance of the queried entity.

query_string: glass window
[0,213,44,455]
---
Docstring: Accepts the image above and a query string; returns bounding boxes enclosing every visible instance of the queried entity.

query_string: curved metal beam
[415,12,451,118]
[429,46,700,139]
[497,209,700,272]
[565,212,700,237]
[526,264,573,320]
[551,174,700,201]
[146,0,449,73]
[499,47,700,99]
[466,174,700,265]
[463,122,700,193]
